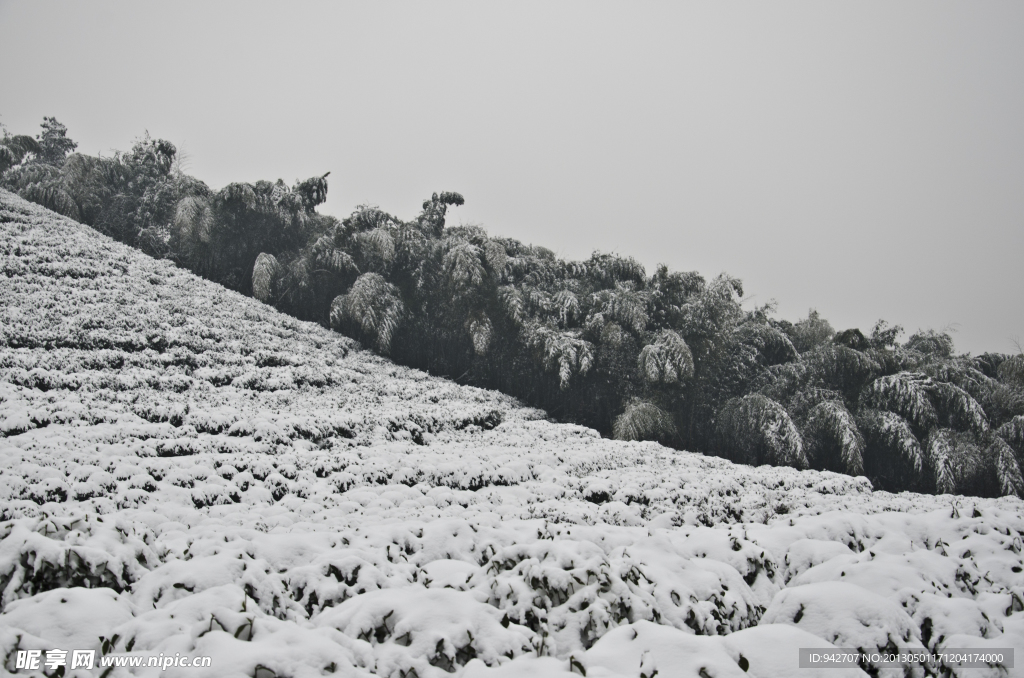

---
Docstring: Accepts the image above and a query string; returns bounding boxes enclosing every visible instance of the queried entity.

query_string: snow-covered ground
[2,189,1022,677]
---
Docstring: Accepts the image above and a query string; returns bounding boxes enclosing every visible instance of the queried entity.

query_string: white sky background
[1,1,1022,355]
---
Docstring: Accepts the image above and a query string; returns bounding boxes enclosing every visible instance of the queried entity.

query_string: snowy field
[1,188,1023,677]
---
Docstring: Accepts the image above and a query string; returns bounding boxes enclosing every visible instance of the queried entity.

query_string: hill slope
[1,189,1022,677]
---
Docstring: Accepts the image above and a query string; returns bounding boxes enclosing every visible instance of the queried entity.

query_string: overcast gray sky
[2,1,1021,354]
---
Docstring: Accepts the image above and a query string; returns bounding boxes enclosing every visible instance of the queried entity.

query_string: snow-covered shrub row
[2,190,1024,677]
[1,192,527,454]
[2,458,1022,677]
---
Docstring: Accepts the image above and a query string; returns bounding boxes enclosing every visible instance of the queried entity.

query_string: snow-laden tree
[857,409,924,492]
[523,322,594,390]
[215,181,258,211]
[331,273,405,354]
[789,309,834,353]
[923,358,1024,430]
[905,329,955,359]
[612,398,677,443]
[803,344,878,403]
[482,239,508,280]
[173,195,216,270]
[716,394,807,469]
[589,284,649,336]
[293,172,329,210]
[35,116,78,165]
[998,415,1024,460]
[998,354,1024,390]
[3,135,123,226]
[417,191,464,236]
[637,330,694,385]
[581,252,646,289]
[6,116,1022,498]
[833,327,871,351]
[734,322,798,367]
[932,381,989,435]
[0,133,40,175]
[468,315,493,356]
[552,289,581,326]
[803,400,865,476]
[355,227,396,273]
[311,234,359,277]
[17,171,81,220]
[924,428,966,495]
[920,428,1022,498]
[252,252,281,303]
[989,436,1024,498]
[441,239,486,294]
[861,372,939,436]
[497,285,525,326]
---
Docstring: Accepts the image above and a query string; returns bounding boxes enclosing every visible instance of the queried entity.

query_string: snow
[2,188,1023,677]
[761,582,922,672]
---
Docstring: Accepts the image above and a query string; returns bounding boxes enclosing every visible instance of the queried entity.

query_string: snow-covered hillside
[2,188,1022,677]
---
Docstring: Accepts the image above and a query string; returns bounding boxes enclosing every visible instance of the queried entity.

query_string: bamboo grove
[3,120,1024,499]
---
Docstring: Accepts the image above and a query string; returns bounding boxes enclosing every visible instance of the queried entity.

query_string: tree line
[4,118,1024,498]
